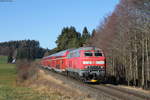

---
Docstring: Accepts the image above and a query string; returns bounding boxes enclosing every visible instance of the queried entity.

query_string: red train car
[41,49,71,71]
[41,47,106,82]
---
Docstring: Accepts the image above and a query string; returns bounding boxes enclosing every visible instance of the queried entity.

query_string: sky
[0,0,119,49]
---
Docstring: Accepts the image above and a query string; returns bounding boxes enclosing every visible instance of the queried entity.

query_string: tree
[81,27,91,45]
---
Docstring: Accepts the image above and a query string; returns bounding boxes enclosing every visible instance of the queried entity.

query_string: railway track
[40,66,150,100]
[86,84,150,100]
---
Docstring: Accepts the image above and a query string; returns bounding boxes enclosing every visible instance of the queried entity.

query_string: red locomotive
[41,47,106,82]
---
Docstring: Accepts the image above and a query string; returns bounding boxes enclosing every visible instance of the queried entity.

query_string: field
[0,56,63,100]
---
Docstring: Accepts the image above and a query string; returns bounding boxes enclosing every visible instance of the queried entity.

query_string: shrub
[16,59,38,83]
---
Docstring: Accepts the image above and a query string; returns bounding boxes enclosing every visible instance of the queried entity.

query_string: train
[40,47,106,82]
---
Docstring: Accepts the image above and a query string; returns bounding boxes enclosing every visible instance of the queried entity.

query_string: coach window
[95,52,102,56]
[84,52,93,56]
[70,52,74,58]
[68,53,72,58]
[76,51,80,57]
[73,52,76,57]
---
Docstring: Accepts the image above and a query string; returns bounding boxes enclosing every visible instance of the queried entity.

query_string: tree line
[0,40,47,62]
[87,0,150,89]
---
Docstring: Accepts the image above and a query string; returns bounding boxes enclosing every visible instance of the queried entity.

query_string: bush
[7,56,13,63]
[16,59,38,83]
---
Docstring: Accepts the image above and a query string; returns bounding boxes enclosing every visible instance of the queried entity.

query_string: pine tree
[81,27,91,45]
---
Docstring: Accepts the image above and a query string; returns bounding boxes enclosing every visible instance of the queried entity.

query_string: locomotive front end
[80,50,106,82]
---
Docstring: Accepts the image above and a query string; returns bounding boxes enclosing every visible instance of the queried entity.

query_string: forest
[87,0,150,89]
[0,40,46,62]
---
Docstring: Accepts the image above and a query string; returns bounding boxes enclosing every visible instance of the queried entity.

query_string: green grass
[0,56,16,85]
[0,64,16,85]
[0,56,8,64]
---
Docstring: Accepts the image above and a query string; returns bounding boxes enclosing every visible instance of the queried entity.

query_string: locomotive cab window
[94,52,102,56]
[84,52,93,56]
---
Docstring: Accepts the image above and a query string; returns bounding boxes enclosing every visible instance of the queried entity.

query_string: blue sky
[0,0,119,49]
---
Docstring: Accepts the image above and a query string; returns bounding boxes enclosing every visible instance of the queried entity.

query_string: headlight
[96,61,104,64]
[83,61,92,64]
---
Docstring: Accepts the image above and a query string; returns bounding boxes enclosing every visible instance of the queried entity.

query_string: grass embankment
[0,56,62,100]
